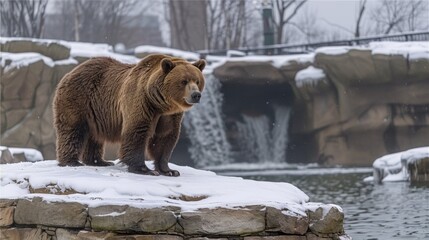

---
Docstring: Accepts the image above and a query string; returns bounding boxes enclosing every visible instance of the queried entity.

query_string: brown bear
[53,54,206,176]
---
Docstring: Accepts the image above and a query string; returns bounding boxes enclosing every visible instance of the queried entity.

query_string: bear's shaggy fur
[53,54,206,176]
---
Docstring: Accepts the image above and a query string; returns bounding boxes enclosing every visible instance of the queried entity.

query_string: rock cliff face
[1,50,76,159]
[1,38,137,160]
[214,42,429,166]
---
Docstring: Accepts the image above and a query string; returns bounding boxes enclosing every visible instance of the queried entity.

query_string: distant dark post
[262,0,274,55]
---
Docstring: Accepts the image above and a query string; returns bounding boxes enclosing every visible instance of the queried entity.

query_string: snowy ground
[0,160,327,214]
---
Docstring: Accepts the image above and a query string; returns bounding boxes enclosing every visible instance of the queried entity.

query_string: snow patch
[96,211,126,217]
[295,66,326,87]
[0,160,310,213]
[66,41,139,64]
[315,46,357,55]
[8,147,44,162]
[369,41,429,59]
[135,45,199,61]
[304,202,343,220]
[0,52,54,72]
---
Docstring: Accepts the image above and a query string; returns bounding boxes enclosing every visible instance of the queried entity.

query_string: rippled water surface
[246,173,429,240]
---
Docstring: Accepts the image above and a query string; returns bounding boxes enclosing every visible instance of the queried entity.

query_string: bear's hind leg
[82,136,113,166]
[56,123,88,167]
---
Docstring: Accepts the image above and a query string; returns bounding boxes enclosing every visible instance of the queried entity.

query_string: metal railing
[198,31,429,56]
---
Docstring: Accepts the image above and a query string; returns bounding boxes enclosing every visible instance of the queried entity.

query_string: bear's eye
[196,80,200,85]
[181,80,188,85]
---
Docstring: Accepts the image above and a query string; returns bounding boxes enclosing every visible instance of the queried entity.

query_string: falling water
[183,74,232,168]
[183,74,291,168]
[236,106,291,164]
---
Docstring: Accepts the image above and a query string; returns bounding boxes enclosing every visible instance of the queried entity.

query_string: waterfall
[183,74,232,168]
[236,106,291,164]
[183,74,291,168]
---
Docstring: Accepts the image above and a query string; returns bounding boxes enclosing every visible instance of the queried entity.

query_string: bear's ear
[193,59,206,72]
[161,58,175,74]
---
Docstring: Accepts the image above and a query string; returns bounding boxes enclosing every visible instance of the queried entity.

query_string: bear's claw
[160,170,180,177]
[58,161,84,167]
[86,160,114,167]
[128,166,160,176]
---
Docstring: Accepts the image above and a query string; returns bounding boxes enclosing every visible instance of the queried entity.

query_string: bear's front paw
[86,159,114,167]
[128,166,160,176]
[160,170,180,177]
[58,161,84,167]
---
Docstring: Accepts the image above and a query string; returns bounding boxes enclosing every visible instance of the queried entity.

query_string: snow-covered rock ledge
[366,147,429,183]
[0,160,350,239]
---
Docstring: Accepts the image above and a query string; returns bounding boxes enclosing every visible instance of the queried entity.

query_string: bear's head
[159,57,206,113]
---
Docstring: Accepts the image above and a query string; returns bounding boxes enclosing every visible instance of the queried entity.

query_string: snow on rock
[295,66,326,87]
[67,41,138,64]
[369,41,429,59]
[0,37,139,64]
[315,46,358,55]
[371,147,429,183]
[0,52,55,73]
[0,160,312,213]
[215,54,314,68]
[315,41,429,60]
[8,147,44,162]
[135,45,199,61]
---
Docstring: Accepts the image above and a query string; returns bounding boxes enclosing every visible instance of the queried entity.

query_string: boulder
[179,207,265,235]
[14,198,87,228]
[306,203,344,234]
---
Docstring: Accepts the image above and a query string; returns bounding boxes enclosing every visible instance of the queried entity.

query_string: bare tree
[206,0,252,50]
[167,0,257,51]
[354,0,367,38]
[271,0,307,44]
[289,8,323,43]
[407,0,429,31]
[47,0,152,47]
[371,0,428,34]
[169,0,207,51]
[0,0,49,38]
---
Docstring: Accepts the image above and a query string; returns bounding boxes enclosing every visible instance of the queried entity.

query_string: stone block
[106,235,183,240]
[0,206,14,226]
[14,198,87,228]
[266,207,309,235]
[0,199,16,207]
[0,228,49,240]
[89,205,177,232]
[179,207,265,235]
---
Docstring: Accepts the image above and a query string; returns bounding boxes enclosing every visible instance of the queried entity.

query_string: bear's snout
[191,91,201,103]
